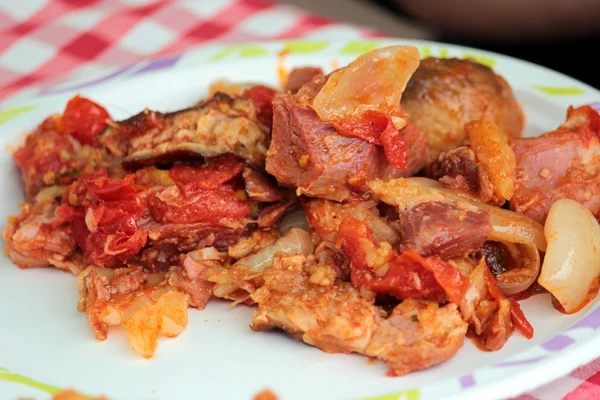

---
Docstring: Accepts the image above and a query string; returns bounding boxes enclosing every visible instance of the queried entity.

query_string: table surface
[0,1,599,400]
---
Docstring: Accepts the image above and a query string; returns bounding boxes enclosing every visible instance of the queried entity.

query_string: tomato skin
[64,170,147,268]
[60,95,110,145]
[380,123,409,170]
[338,217,465,303]
[169,155,245,192]
[148,185,250,225]
[483,267,534,339]
[243,85,277,128]
[331,110,387,145]
[332,110,408,170]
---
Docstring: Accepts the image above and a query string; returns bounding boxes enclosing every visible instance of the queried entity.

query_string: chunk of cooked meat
[250,254,467,376]
[266,94,429,202]
[3,201,79,273]
[100,92,269,168]
[243,167,283,202]
[510,105,600,223]
[399,201,491,260]
[77,266,189,358]
[427,147,503,205]
[401,57,525,156]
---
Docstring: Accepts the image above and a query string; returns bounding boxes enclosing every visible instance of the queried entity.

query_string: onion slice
[538,199,600,314]
[312,45,420,121]
[368,177,547,252]
[495,241,540,296]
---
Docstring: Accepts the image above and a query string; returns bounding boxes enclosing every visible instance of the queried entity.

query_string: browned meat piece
[510,105,600,223]
[427,147,503,205]
[266,94,428,202]
[243,167,283,202]
[250,254,467,376]
[256,200,294,228]
[284,67,324,95]
[100,92,269,169]
[399,201,491,260]
[402,57,525,156]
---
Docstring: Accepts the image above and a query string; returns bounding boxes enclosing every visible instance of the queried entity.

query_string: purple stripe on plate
[542,334,574,351]
[569,307,600,330]
[42,64,137,95]
[459,375,476,388]
[133,55,181,75]
[494,355,547,367]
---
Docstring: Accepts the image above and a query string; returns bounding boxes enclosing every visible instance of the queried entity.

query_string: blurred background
[277,0,598,88]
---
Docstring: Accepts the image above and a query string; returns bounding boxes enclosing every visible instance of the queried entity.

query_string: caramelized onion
[538,199,600,314]
[368,177,546,252]
[495,241,540,296]
[312,45,420,121]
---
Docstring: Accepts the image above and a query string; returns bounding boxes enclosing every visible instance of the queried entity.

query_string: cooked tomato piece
[243,85,277,127]
[169,155,245,191]
[331,110,387,145]
[148,185,250,225]
[337,216,372,289]
[380,123,409,170]
[60,95,110,145]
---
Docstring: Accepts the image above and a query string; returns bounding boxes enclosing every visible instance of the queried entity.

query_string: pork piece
[399,201,491,260]
[77,266,189,358]
[366,300,467,376]
[401,57,524,156]
[510,105,600,223]
[266,94,429,202]
[427,147,503,205]
[284,67,324,95]
[250,254,467,376]
[3,201,80,273]
[100,92,269,169]
[303,198,400,245]
[243,167,283,202]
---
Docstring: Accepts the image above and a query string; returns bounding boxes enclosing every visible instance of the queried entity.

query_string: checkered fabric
[0,0,380,104]
[0,1,599,399]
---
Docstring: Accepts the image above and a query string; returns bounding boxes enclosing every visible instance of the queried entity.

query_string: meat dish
[4,45,600,377]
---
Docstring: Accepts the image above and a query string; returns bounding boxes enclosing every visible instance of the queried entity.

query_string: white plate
[1,39,599,400]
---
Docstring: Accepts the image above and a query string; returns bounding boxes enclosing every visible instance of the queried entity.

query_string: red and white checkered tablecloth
[0,1,599,399]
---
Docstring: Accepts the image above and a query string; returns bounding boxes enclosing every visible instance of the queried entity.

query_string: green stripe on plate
[0,366,62,395]
[532,86,585,95]
[0,104,36,125]
[361,389,420,400]
[283,40,329,53]
[339,41,382,55]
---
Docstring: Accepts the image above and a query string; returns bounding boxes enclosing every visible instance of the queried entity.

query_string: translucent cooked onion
[232,228,314,273]
[368,177,547,252]
[312,45,420,121]
[495,241,540,296]
[538,199,600,314]
[279,208,310,235]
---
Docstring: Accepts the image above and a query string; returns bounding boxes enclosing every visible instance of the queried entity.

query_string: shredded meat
[510,105,600,223]
[399,201,491,260]
[251,254,467,376]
